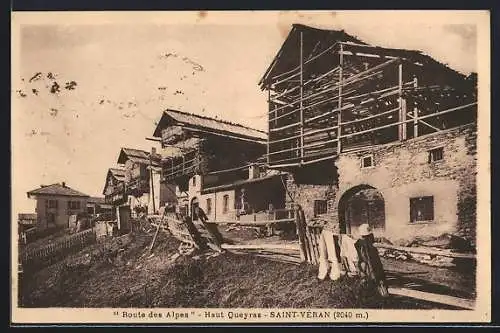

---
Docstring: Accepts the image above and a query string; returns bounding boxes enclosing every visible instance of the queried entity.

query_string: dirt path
[19,230,475,309]
[382,258,476,299]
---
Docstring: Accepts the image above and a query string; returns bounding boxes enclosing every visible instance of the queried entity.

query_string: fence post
[294,204,307,262]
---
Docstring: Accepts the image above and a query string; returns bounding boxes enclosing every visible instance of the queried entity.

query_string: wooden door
[118,205,131,232]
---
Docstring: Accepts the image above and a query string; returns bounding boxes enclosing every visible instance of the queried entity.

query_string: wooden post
[337,44,344,154]
[150,149,156,214]
[267,88,271,165]
[413,76,419,138]
[398,62,407,141]
[299,31,305,163]
[294,205,306,262]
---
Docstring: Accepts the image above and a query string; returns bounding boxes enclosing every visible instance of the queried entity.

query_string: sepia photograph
[11,10,490,323]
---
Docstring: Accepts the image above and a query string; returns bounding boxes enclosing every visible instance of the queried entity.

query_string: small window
[428,147,444,163]
[206,198,212,215]
[68,201,81,210]
[192,176,196,187]
[410,196,434,222]
[222,195,229,214]
[47,199,58,209]
[361,155,373,168]
[314,200,328,217]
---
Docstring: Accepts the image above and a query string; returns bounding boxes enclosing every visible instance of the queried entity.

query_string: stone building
[26,182,89,230]
[259,24,478,245]
[151,108,286,221]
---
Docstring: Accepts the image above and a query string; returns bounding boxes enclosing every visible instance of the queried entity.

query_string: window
[361,155,373,168]
[47,199,58,209]
[410,196,434,222]
[192,176,196,187]
[222,195,229,214]
[428,147,444,163]
[314,200,328,217]
[206,198,212,215]
[46,213,56,226]
[67,201,81,210]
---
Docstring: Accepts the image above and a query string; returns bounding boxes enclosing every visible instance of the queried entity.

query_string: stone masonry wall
[335,123,477,244]
[285,123,477,245]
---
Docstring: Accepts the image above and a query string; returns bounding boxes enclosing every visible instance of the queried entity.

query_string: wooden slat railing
[20,228,97,269]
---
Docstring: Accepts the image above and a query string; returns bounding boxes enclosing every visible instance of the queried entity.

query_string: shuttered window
[410,196,434,222]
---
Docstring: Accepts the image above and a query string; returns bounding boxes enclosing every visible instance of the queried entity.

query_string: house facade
[259,24,478,245]
[152,109,286,221]
[26,182,89,230]
[103,149,177,217]
[86,197,114,216]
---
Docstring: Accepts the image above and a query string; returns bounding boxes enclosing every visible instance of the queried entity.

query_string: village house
[150,109,286,222]
[259,24,478,245]
[103,149,177,225]
[26,182,89,230]
[102,167,127,208]
[86,197,113,216]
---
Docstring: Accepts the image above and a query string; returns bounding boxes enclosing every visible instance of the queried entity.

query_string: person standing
[354,223,389,297]
[193,205,225,252]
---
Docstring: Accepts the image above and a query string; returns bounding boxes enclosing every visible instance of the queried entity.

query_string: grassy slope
[19,231,444,309]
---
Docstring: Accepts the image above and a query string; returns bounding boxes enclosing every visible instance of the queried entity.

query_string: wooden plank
[337,43,344,154]
[398,63,407,141]
[221,243,300,251]
[374,243,476,259]
[413,77,419,138]
[299,31,305,162]
[211,218,295,226]
[388,287,475,310]
[339,102,477,140]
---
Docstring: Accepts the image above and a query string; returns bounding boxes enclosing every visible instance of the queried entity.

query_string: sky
[11,10,485,214]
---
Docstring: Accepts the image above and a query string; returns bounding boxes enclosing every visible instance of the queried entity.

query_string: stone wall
[285,123,477,245]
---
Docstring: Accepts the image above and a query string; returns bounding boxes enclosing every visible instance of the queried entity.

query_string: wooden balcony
[125,177,149,196]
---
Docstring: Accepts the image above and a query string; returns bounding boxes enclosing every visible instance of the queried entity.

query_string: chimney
[62,182,66,187]
[151,147,157,156]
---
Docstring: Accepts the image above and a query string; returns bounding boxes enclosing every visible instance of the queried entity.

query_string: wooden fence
[20,228,97,269]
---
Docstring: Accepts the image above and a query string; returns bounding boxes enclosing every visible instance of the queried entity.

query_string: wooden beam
[299,31,304,163]
[413,77,419,137]
[339,102,477,139]
[304,66,340,87]
[374,243,476,259]
[269,58,397,115]
[388,287,475,310]
[211,218,295,225]
[340,106,399,126]
[221,243,300,251]
[267,88,271,165]
[398,62,407,141]
[180,125,266,144]
[338,43,344,154]
[407,112,441,132]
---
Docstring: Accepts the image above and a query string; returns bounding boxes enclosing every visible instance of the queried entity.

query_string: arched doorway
[338,185,385,235]
[190,197,199,220]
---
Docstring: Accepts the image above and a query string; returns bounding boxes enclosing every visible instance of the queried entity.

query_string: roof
[201,173,284,194]
[27,183,89,198]
[102,168,126,195]
[152,109,267,143]
[259,24,366,87]
[18,213,37,220]
[117,147,161,166]
[109,168,126,180]
[88,197,106,205]
[259,23,466,88]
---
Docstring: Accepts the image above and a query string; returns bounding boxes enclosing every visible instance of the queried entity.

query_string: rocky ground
[18,229,472,309]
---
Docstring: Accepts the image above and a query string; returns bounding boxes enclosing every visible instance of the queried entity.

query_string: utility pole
[150,148,156,214]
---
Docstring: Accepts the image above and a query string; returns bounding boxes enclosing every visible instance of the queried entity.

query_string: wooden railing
[211,208,295,225]
[20,228,97,269]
